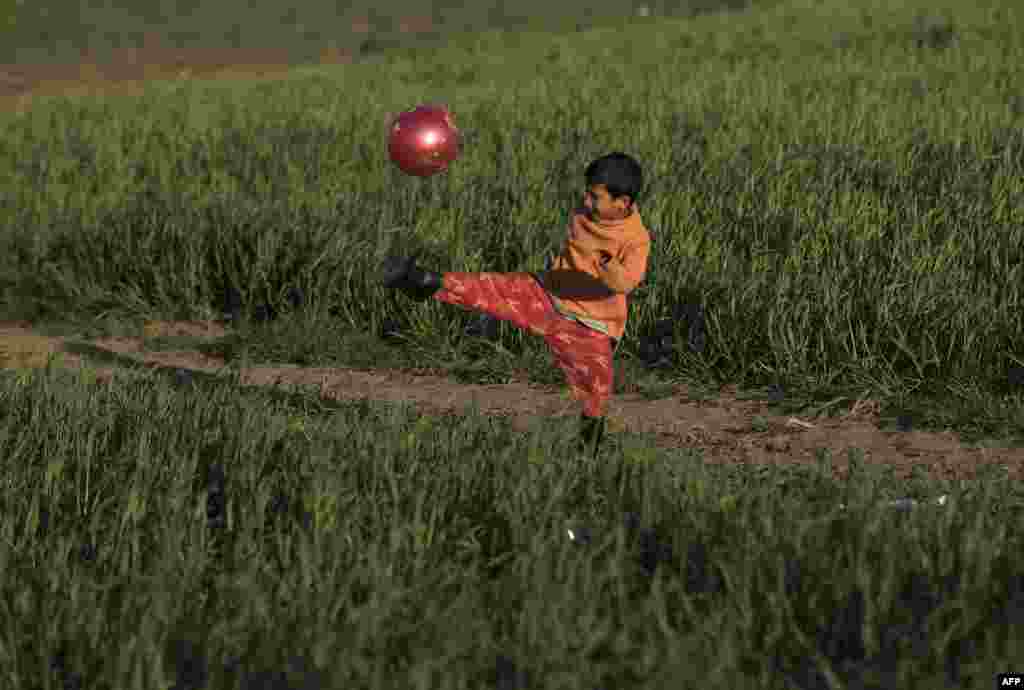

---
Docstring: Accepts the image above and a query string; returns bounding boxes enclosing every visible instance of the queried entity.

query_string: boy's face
[583,184,633,221]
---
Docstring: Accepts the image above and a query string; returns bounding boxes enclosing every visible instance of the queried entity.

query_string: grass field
[1,0,1023,687]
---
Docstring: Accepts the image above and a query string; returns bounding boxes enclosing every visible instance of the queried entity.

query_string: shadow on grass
[59,339,365,419]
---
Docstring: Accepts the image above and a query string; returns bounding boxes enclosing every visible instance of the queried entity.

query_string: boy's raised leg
[432,272,564,337]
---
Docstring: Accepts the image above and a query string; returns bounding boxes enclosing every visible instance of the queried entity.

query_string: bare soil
[2,47,1022,482]
[0,42,356,113]
[3,319,1023,483]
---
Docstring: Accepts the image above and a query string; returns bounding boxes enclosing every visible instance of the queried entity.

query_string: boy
[381,152,651,458]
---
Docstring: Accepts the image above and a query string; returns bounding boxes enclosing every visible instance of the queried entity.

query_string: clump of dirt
[0,330,65,369]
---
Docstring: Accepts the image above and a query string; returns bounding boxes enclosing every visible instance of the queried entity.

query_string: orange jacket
[538,205,651,340]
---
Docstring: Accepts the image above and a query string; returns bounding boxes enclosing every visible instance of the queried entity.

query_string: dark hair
[585,152,644,207]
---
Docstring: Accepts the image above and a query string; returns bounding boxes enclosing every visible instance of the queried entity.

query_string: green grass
[1,0,1024,686]
[1,362,1021,689]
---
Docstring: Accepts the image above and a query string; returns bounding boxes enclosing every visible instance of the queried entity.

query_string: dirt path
[3,320,1023,482]
[0,44,359,113]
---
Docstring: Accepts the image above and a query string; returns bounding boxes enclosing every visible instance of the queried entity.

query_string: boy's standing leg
[381,255,614,457]
[544,328,615,458]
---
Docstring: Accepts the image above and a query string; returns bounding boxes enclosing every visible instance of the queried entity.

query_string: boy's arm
[597,241,650,294]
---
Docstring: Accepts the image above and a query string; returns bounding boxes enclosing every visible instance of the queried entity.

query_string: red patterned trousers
[434,272,616,418]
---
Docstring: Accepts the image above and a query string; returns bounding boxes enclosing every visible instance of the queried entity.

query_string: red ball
[388,104,461,177]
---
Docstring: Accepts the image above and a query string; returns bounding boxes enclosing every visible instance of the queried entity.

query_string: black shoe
[578,414,607,458]
[381,254,444,301]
